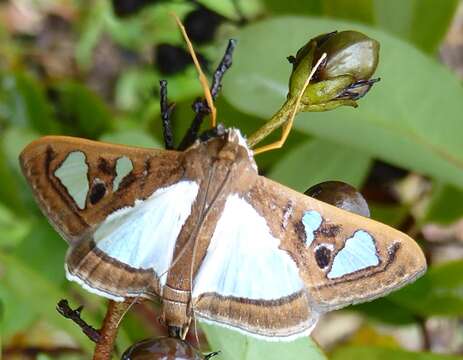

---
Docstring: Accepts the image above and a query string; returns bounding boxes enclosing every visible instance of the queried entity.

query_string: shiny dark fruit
[305,181,370,218]
[121,337,205,360]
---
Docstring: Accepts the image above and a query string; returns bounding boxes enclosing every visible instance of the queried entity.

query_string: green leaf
[223,17,463,189]
[104,2,194,48]
[0,72,59,133]
[53,81,113,139]
[423,183,463,225]
[0,202,30,249]
[75,2,106,69]
[12,219,67,285]
[390,260,463,316]
[331,346,463,360]
[263,0,323,15]
[263,1,457,54]
[373,0,459,54]
[268,138,371,193]
[100,129,162,148]
[198,0,263,20]
[368,203,409,227]
[2,127,42,214]
[0,136,24,214]
[322,0,375,25]
[202,323,326,360]
[2,126,40,173]
[0,252,93,353]
[351,298,416,325]
[115,68,158,112]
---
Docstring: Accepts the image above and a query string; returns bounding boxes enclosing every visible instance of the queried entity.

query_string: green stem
[245,94,358,149]
[246,97,295,148]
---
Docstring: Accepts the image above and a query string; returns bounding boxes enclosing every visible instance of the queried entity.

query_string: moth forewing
[19,136,182,243]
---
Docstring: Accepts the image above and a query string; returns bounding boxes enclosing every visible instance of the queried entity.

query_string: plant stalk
[93,300,130,360]
[246,97,295,148]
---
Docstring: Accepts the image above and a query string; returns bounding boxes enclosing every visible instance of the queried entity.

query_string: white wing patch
[113,156,133,192]
[327,230,379,279]
[193,194,304,300]
[95,180,199,285]
[302,210,323,247]
[54,151,89,209]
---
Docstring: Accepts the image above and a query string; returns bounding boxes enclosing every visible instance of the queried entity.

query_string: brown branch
[93,300,131,360]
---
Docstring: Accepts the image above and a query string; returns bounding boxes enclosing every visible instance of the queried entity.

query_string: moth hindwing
[20,129,426,341]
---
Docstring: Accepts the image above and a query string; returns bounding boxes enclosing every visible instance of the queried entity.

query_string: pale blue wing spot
[302,210,323,247]
[54,151,89,209]
[327,230,379,279]
[113,156,133,191]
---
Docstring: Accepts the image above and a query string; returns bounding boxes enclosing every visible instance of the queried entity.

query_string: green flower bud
[288,30,380,112]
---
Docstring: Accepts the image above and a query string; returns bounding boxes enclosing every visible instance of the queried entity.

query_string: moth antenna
[172,13,217,127]
[252,52,327,155]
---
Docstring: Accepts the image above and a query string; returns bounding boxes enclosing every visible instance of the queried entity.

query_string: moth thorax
[217,145,237,162]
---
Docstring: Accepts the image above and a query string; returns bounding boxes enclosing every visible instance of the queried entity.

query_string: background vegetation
[1,0,463,359]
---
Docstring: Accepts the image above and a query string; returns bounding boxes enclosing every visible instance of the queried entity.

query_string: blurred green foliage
[1,0,463,359]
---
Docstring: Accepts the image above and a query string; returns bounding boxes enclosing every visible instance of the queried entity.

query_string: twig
[178,39,237,150]
[93,300,131,360]
[56,299,101,343]
[159,80,175,150]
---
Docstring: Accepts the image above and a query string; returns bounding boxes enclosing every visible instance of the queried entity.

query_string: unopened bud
[288,30,380,112]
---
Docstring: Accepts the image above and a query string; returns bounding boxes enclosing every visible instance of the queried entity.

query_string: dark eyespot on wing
[89,182,106,204]
[315,245,332,269]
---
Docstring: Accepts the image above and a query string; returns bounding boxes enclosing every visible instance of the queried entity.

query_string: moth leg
[252,53,327,155]
[159,80,175,150]
[252,118,293,155]
[178,40,237,150]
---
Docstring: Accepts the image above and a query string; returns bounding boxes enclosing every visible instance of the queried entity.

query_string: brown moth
[19,127,426,341]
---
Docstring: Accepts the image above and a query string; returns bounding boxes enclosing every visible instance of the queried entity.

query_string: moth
[19,17,426,342]
[20,126,426,341]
